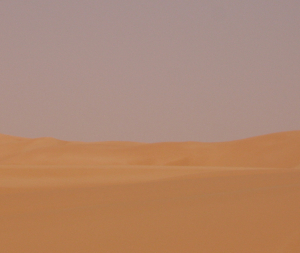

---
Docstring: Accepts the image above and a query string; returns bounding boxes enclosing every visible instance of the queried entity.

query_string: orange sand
[1,131,300,252]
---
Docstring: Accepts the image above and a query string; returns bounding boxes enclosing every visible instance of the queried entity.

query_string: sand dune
[1,131,300,167]
[1,131,300,252]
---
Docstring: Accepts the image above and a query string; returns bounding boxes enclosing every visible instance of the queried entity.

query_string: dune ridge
[1,131,300,168]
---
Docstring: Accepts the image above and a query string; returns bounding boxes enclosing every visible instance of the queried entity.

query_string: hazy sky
[1,0,299,142]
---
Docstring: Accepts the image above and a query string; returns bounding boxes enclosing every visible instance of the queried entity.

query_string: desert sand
[0,131,300,252]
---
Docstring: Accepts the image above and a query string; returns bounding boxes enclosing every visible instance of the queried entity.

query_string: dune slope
[0,131,300,253]
[1,167,300,253]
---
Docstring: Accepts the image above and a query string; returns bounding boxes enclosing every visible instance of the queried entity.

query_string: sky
[1,0,299,143]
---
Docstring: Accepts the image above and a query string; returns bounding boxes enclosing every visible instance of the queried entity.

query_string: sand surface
[1,131,300,252]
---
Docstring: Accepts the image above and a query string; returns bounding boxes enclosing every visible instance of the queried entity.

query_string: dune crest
[1,131,300,168]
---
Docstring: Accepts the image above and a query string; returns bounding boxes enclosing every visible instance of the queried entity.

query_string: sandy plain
[0,131,300,253]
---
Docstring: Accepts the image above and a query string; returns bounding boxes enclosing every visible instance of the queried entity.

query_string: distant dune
[1,131,300,167]
[0,131,300,252]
